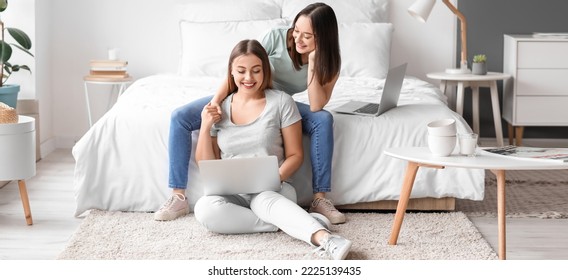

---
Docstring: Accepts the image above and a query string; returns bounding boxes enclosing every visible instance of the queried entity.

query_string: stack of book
[85,60,130,81]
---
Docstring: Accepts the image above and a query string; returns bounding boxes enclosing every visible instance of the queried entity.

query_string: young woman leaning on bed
[155,2,345,224]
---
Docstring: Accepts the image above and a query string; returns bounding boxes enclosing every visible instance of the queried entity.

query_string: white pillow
[282,0,389,23]
[179,0,282,22]
[179,19,287,78]
[339,22,393,79]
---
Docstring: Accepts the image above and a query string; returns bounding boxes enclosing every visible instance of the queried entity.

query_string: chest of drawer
[516,69,568,95]
[517,42,568,68]
[515,96,568,125]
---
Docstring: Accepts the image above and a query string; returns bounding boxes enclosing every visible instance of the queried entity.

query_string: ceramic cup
[458,133,478,157]
[427,119,457,137]
[428,134,456,157]
[108,48,120,60]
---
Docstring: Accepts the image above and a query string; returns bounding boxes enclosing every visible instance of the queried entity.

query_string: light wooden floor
[1,148,567,260]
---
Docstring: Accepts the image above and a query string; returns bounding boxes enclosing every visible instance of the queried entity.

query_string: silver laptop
[333,63,407,116]
[198,156,282,196]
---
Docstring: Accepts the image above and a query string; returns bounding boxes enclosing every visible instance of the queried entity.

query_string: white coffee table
[384,147,568,260]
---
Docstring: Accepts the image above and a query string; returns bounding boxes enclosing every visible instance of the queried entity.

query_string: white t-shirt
[211,89,302,165]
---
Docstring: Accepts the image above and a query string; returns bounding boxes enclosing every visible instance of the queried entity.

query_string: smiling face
[231,54,264,96]
[292,15,316,54]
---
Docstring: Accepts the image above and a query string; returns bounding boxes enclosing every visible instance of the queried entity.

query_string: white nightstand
[83,76,133,127]
[0,115,36,225]
[427,72,511,146]
[503,34,568,146]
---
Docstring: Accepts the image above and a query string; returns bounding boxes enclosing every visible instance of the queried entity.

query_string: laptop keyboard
[355,103,379,114]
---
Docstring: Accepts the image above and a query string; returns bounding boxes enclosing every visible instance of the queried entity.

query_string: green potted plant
[472,54,487,75]
[0,0,33,109]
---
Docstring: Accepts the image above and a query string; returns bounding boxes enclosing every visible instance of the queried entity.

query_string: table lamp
[408,0,471,74]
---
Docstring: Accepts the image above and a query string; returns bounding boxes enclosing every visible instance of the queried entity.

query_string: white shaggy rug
[58,210,497,260]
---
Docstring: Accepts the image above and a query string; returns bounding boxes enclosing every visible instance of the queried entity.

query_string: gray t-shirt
[211,89,302,165]
[260,27,308,95]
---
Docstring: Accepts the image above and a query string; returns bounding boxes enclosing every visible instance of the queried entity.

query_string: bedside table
[83,76,133,127]
[427,72,511,146]
[0,115,36,225]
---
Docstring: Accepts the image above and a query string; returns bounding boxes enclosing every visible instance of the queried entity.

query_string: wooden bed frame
[338,197,456,211]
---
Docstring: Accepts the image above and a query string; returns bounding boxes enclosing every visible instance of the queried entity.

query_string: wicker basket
[0,102,18,124]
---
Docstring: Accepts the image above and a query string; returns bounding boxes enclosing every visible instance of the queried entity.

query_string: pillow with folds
[339,22,393,79]
[179,0,281,22]
[179,19,288,78]
[282,0,389,23]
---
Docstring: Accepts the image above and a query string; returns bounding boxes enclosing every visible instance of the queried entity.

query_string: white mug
[108,48,120,60]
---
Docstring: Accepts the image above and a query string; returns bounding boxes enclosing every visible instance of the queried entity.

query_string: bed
[72,0,485,217]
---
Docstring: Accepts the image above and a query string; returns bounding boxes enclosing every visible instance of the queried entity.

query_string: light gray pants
[194,183,325,245]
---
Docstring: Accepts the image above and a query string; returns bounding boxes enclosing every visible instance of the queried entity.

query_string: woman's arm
[195,104,221,161]
[278,121,303,181]
[209,82,230,113]
[306,52,339,111]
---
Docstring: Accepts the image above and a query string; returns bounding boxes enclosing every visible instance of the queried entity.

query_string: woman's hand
[201,103,222,129]
[308,49,316,64]
[209,100,223,116]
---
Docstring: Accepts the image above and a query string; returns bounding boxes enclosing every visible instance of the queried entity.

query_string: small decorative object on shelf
[472,54,487,75]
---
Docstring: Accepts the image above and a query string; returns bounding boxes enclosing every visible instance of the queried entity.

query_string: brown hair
[226,39,272,94]
[289,2,341,86]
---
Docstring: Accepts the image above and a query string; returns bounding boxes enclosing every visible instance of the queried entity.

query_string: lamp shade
[408,0,436,23]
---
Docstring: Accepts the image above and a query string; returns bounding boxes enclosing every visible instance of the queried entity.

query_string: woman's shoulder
[265,88,288,97]
[262,26,289,40]
[265,89,294,103]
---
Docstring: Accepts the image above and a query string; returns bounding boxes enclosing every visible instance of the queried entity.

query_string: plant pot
[0,85,20,109]
[472,62,487,75]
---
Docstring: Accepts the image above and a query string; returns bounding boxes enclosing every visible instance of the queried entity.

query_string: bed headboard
[171,0,455,82]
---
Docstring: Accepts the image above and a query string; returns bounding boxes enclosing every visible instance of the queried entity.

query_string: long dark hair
[289,2,341,86]
[226,39,273,94]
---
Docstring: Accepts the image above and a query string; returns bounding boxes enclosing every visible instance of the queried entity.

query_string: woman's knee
[305,109,334,130]
[170,97,210,128]
[194,196,228,231]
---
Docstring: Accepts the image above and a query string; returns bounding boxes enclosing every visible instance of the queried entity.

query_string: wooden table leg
[471,85,480,135]
[389,161,420,245]
[507,123,514,145]
[456,82,465,116]
[515,126,524,146]
[18,180,33,225]
[491,170,506,260]
[490,82,504,147]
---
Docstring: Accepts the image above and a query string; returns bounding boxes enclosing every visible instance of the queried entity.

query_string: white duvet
[72,74,484,216]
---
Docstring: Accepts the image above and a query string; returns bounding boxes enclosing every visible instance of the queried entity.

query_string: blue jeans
[168,97,334,194]
[168,95,212,189]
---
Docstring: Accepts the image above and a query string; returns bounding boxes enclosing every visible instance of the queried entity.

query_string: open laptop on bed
[333,63,407,117]
[198,156,281,196]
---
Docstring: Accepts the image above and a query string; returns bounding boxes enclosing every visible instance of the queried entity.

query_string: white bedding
[72,74,485,216]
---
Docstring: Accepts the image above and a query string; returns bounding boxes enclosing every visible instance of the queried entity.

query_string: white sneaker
[154,193,189,221]
[314,235,352,260]
[310,212,331,230]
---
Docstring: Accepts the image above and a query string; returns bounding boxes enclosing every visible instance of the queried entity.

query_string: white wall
[390,0,456,81]
[33,0,454,152]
